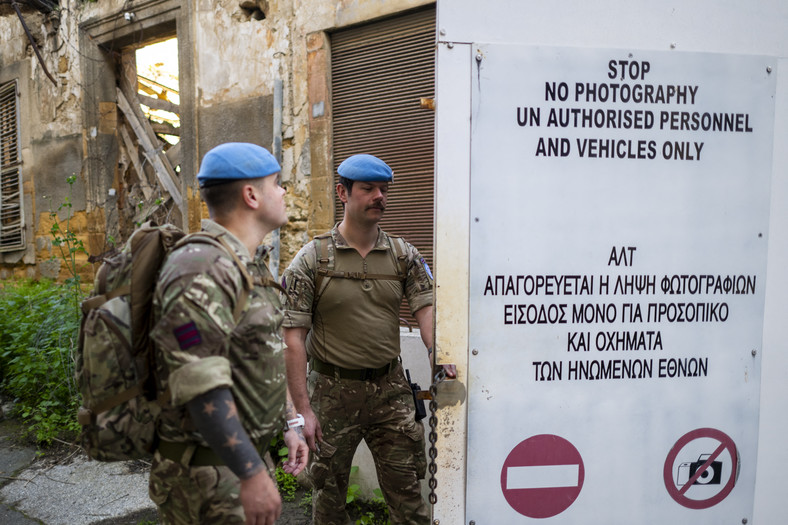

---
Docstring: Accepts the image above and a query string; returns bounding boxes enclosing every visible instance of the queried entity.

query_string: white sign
[466,45,775,523]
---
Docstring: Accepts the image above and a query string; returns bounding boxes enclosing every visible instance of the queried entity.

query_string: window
[0,80,24,252]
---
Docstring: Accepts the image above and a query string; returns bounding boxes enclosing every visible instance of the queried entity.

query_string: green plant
[47,174,88,311]
[346,466,362,505]
[135,197,165,227]
[299,489,313,515]
[0,280,82,444]
[354,488,390,525]
[346,467,390,525]
[275,465,299,502]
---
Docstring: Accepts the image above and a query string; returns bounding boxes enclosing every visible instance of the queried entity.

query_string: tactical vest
[311,231,408,311]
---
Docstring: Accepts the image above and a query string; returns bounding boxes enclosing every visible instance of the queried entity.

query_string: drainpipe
[269,79,283,279]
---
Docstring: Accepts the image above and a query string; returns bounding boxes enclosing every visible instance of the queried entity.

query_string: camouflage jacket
[151,220,286,447]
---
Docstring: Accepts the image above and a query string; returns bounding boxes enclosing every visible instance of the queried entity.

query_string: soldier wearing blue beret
[283,153,454,524]
[197,142,283,187]
[150,142,308,524]
[336,153,394,182]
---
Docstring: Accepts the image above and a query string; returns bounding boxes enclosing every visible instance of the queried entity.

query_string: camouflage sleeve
[404,241,434,315]
[281,242,317,329]
[151,244,243,406]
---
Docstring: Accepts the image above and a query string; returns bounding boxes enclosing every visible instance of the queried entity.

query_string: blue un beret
[337,154,393,182]
[197,143,281,188]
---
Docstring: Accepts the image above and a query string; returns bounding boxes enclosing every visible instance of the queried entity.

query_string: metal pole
[269,79,284,279]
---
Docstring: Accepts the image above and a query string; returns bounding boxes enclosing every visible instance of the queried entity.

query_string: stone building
[0,0,437,284]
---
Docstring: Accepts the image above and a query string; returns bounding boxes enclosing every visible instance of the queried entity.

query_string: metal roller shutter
[331,6,436,327]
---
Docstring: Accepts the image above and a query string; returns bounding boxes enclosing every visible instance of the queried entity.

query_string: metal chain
[427,368,446,505]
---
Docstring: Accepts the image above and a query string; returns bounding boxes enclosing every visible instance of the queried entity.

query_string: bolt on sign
[466,45,774,523]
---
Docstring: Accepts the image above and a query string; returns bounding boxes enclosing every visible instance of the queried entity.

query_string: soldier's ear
[336,183,349,205]
[241,182,261,210]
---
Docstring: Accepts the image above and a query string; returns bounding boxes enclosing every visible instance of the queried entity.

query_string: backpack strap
[255,275,286,295]
[312,232,332,311]
[311,231,408,311]
[388,234,409,282]
[178,232,253,322]
[179,232,286,319]
[81,285,129,313]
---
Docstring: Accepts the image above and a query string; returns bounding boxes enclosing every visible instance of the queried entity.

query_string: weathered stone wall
[0,0,433,280]
[0,2,94,282]
[231,0,433,270]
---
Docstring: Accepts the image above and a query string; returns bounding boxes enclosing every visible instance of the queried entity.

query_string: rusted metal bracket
[415,365,457,400]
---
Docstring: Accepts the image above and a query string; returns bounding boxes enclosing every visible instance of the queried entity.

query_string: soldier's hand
[240,471,281,525]
[302,408,323,452]
[283,427,309,476]
[439,363,457,380]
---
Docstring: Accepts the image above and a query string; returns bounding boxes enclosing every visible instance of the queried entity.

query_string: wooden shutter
[0,80,24,252]
[331,6,436,327]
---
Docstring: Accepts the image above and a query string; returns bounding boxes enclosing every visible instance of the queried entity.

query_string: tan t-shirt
[282,226,433,369]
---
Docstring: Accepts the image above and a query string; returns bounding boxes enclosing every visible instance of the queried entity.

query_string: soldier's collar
[331,225,389,251]
[200,219,253,262]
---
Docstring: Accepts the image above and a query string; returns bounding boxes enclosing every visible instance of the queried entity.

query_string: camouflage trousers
[148,450,246,524]
[307,361,429,525]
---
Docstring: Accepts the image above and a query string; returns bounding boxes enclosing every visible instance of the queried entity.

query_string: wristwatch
[286,414,305,430]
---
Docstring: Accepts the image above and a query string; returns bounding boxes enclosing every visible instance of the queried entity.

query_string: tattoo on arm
[285,398,297,420]
[186,388,264,479]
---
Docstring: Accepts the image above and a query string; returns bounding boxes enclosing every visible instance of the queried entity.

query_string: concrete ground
[0,417,158,525]
[0,415,312,524]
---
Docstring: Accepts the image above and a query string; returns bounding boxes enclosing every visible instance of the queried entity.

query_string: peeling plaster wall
[0,0,435,281]
[0,2,90,282]
[224,0,435,269]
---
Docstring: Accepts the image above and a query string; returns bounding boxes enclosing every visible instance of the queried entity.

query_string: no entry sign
[500,434,585,518]
[663,428,739,509]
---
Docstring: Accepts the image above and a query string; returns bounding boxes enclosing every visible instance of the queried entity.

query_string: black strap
[310,355,398,381]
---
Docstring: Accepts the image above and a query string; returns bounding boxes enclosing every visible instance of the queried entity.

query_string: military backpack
[75,221,253,461]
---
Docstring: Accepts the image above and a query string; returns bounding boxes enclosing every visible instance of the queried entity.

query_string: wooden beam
[118,124,153,200]
[116,87,183,210]
[138,92,180,114]
[165,141,182,168]
[150,121,180,137]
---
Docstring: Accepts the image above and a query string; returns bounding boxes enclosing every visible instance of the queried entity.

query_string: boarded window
[331,6,436,327]
[0,80,24,252]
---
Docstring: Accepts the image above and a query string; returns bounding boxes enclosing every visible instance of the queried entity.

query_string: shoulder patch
[420,257,434,280]
[174,321,202,350]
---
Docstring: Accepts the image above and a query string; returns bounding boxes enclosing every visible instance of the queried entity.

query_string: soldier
[282,154,454,524]
[148,142,308,525]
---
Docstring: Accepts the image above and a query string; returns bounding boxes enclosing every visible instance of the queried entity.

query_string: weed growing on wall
[46,174,89,311]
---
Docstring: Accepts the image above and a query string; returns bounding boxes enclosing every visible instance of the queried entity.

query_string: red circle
[663,428,738,509]
[500,434,584,518]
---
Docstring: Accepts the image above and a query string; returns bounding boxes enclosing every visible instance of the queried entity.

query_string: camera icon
[675,454,722,486]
